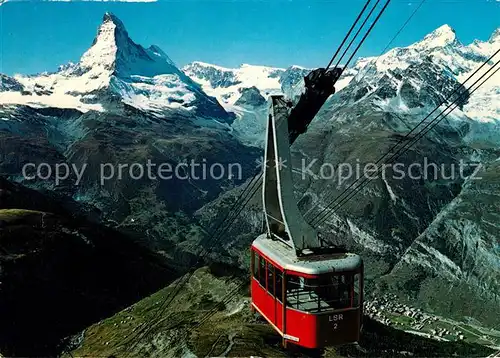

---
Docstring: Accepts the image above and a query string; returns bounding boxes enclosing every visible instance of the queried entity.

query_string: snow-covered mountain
[342,24,500,123]
[181,25,498,146]
[0,13,232,123]
[182,62,311,109]
[181,63,312,146]
[2,18,498,127]
[182,25,499,122]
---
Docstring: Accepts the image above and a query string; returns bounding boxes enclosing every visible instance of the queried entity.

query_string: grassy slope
[0,178,180,356]
[69,266,290,358]
[70,267,495,358]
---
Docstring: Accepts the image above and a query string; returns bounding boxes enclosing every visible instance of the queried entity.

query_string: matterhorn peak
[75,12,182,79]
[78,12,132,73]
[103,12,122,24]
[101,12,128,34]
[0,12,231,120]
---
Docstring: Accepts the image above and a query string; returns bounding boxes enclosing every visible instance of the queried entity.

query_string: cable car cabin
[252,95,364,349]
[250,234,363,349]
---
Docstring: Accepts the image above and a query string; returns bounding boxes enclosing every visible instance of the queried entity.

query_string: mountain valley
[0,11,499,357]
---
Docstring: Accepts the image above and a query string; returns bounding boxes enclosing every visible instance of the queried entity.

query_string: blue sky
[0,0,499,75]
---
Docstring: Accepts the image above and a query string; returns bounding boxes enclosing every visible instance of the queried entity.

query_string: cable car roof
[252,234,362,275]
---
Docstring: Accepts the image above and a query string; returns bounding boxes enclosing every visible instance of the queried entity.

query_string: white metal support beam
[262,95,321,255]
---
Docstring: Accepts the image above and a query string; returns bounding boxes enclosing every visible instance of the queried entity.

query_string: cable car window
[285,275,302,310]
[275,269,283,301]
[267,262,275,296]
[286,276,322,312]
[341,274,352,307]
[329,274,351,309]
[354,273,361,307]
[252,251,259,279]
[258,257,266,287]
[285,273,356,313]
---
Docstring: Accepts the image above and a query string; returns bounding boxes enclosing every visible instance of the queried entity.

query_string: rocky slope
[339,25,500,124]
[0,177,182,356]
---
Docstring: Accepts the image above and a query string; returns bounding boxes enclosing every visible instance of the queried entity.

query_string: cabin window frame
[275,268,283,302]
[258,255,266,288]
[353,272,362,307]
[285,270,362,313]
[267,262,275,296]
[251,250,259,279]
[251,250,284,300]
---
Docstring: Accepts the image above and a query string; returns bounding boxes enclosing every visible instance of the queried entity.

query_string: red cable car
[250,95,364,349]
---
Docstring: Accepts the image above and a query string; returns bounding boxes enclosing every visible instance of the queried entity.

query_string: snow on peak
[418,24,458,49]
[78,12,179,79]
[102,12,126,30]
[489,28,500,43]
[345,24,466,78]
[79,12,124,72]
[289,65,307,70]
[345,24,499,124]
[184,61,299,108]
[466,27,500,60]
[190,61,233,72]
[431,24,455,37]
[183,61,312,146]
